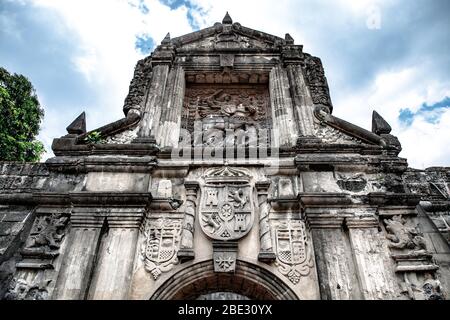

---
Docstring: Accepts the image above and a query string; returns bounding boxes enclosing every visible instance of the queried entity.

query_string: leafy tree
[0,67,45,162]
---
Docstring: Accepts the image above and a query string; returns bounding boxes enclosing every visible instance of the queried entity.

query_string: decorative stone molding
[302,54,333,111]
[345,215,379,229]
[391,252,438,273]
[123,56,153,116]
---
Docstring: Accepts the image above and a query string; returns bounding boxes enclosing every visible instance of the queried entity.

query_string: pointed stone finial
[161,32,171,44]
[372,110,392,135]
[66,112,86,135]
[285,33,294,44]
[222,12,232,25]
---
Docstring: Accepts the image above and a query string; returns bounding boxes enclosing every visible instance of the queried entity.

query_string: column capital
[255,180,271,191]
[184,181,200,191]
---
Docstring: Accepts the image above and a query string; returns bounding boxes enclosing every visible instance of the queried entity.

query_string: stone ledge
[0,192,153,206]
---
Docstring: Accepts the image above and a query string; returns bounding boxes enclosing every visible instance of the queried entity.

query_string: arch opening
[150,259,298,300]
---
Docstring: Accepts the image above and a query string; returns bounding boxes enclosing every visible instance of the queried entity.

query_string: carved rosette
[140,218,182,280]
[273,220,314,285]
[199,167,254,241]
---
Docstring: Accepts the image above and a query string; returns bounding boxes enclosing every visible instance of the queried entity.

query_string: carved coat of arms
[141,218,181,280]
[200,167,254,241]
[274,220,314,285]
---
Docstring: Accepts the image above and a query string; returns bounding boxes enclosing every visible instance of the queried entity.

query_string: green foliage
[84,131,104,144]
[0,67,45,162]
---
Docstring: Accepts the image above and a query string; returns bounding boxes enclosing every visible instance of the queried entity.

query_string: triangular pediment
[171,22,287,52]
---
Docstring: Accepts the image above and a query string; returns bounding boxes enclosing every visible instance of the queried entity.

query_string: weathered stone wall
[403,167,450,243]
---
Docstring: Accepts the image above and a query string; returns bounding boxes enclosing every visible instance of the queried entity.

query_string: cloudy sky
[1,0,449,168]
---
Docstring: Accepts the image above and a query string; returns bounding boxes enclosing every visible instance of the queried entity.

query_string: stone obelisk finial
[222,11,233,24]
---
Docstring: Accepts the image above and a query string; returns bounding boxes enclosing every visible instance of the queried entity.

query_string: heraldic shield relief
[274,220,314,285]
[200,167,254,241]
[141,218,182,280]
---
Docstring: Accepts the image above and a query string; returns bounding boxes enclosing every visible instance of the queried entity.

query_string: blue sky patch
[159,0,190,10]
[135,34,155,55]
[398,96,450,126]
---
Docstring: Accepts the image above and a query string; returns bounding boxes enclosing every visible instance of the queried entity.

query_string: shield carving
[274,220,313,285]
[141,219,181,279]
[200,183,253,241]
[276,221,307,265]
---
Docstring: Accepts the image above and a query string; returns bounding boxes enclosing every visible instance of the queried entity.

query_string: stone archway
[150,259,299,300]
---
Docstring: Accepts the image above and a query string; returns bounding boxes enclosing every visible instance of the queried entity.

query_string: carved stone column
[285,64,315,137]
[346,215,400,300]
[178,181,199,261]
[137,64,170,140]
[86,208,144,300]
[306,211,363,300]
[157,65,185,147]
[53,205,145,300]
[255,181,276,262]
[52,215,105,300]
[269,65,297,147]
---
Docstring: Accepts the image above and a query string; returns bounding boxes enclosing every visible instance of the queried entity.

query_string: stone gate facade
[1,13,449,300]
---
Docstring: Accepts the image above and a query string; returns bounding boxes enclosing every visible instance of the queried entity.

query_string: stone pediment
[174,29,283,52]
[171,14,287,52]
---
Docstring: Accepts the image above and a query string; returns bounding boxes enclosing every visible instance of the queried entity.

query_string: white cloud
[27,0,194,159]
[398,108,450,169]
[331,62,450,168]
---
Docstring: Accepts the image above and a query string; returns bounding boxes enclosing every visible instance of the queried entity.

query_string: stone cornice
[367,192,421,207]
[45,155,157,173]
[298,192,353,206]
[71,206,146,228]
